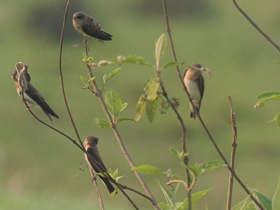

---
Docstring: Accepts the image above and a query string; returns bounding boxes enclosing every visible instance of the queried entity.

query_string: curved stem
[58,0,84,148]
[161,0,264,209]
[83,39,160,210]
[233,0,280,52]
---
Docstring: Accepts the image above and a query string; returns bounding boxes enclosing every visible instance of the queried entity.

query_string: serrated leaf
[199,160,226,175]
[109,67,122,78]
[155,34,167,70]
[253,190,272,210]
[268,113,280,127]
[177,189,211,210]
[146,98,160,122]
[145,77,160,101]
[94,118,111,129]
[117,118,135,123]
[163,61,181,69]
[105,90,123,117]
[158,181,175,208]
[120,103,128,112]
[132,165,162,175]
[135,95,147,122]
[272,177,280,210]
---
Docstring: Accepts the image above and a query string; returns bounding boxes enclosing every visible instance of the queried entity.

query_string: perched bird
[11,69,59,121]
[72,12,112,41]
[183,63,205,119]
[84,136,115,194]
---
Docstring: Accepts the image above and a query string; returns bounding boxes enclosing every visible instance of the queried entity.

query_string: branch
[233,0,280,52]
[226,95,238,210]
[155,61,192,207]
[91,177,105,210]
[161,1,264,209]
[83,39,159,210]
[58,0,85,148]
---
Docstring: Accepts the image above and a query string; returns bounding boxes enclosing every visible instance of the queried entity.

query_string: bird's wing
[86,147,107,173]
[82,18,112,40]
[198,75,204,106]
[25,82,59,119]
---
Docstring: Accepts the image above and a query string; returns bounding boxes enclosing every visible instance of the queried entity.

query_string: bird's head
[84,136,99,148]
[73,12,86,21]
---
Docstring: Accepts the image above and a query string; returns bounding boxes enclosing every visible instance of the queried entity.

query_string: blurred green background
[1,0,280,209]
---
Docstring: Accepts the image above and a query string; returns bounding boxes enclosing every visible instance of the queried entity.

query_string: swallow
[84,136,115,194]
[183,63,205,119]
[11,68,59,121]
[72,12,112,41]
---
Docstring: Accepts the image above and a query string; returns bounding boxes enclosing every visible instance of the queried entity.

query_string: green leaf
[105,89,123,117]
[88,76,96,83]
[255,92,280,109]
[132,165,162,175]
[158,181,175,208]
[135,95,147,122]
[232,196,250,210]
[145,77,160,101]
[257,92,280,99]
[253,190,272,210]
[146,98,160,122]
[103,74,108,84]
[187,165,201,178]
[109,67,122,78]
[163,61,181,69]
[177,189,211,210]
[268,113,280,127]
[117,118,135,123]
[169,147,180,158]
[113,168,119,178]
[199,160,226,175]
[114,55,151,66]
[80,76,88,86]
[272,177,280,210]
[120,103,128,112]
[94,118,111,129]
[155,34,167,70]
[158,203,173,210]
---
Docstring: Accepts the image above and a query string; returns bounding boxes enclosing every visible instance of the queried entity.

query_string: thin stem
[83,39,160,210]
[233,0,280,52]
[58,0,84,148]
[155,67,192,205]
[22,100,84,151]
[161,0,264,209]
[92,178,105,210]
[226,95,237,210]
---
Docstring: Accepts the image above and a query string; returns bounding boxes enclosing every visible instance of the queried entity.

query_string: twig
[233,0,280,52]
[226,96,237,210]
[83,38,160,210]
[91,177,105,210]
[155,61,192,205]
[161,0,264,209]
[58,0,84,148]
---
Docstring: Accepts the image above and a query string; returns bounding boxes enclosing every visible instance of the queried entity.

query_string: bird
[72,12,112,41]
[84,136,115,194]
[11,68,59,121]
[183,63,205,119]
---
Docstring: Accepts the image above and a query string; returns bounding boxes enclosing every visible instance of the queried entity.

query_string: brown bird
[183,63,205,119]
[72,12,112,41]
[84,136,115,194]
[11,68,59,121]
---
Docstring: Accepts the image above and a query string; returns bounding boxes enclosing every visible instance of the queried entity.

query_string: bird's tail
[99,175,115,194]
